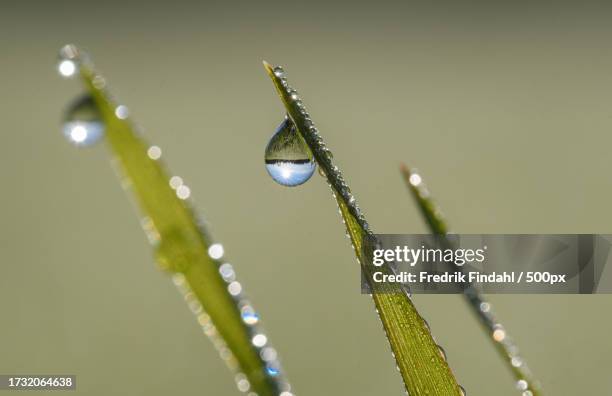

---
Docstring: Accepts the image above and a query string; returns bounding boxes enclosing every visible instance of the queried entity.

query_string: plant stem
[400,163,542,396]
[59,44,291,396]
[264,61,463,396]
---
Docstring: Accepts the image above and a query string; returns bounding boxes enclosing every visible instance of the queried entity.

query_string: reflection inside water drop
[62,94,105,147]
[264,117,316,187]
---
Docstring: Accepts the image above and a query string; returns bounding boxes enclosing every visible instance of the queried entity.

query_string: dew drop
[169,176,184,189]
[147,145,162,160]
[62,94,105,147]
[492,327,506,342]
[219,263,236,282]
[208,243,224,260]
[228,281,242,296]
[409,173,422,186]
[240,306,259,325]
[115,105,129,119]
[260,347,277,362]
[273,66,285,78]
[236,377,250,392]
[516,380,528,391]
[57,45,80,78]
[437,345,447,361]
[252,333,267,348]
[58,59,78,78]
[265,364,280,376]
[265,117,316,187]
[176,185,191,200]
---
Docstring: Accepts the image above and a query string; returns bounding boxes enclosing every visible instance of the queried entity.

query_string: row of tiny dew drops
[406,170,539,396]
[266,64,467,396]
[57,44,293,396]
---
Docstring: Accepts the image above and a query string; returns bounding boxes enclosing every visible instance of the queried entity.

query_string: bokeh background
[2,1,611,395]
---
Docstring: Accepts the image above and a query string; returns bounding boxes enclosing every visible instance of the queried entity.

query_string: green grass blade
[263,62,463,396]
[59,45,290,396]
[400,164,543,395]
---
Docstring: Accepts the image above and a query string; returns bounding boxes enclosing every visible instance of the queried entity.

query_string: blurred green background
[1,1,611,395]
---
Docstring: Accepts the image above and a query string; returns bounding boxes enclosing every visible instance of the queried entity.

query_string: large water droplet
[265,117,316,187]
[62,94,105,147]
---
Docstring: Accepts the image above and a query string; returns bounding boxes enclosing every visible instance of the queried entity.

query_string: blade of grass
[263,62,463,396]
[400,164,542,395]
[59,45,291,396]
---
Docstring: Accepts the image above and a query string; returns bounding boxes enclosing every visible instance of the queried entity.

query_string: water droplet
[240,306,259,325]
[252,334,267,348]
[92,75,106,89]
[147,145,162,160]
[265,117,316,187]
[409,173,422,186]
[115,105,129,119]
[273,66,285,78]
[260,347,277,362]
[176,185,191,200]
[228,281,242,296]
[219,263,236,282]
[236,376,250,392]
[169,176,184,189]
[58,59,78,78]
[492,326,506,342]
[516,380,528,391]
[208,243,224,260]
[437,345,447,361]
[266,364,280,376]
[62,94,105,147]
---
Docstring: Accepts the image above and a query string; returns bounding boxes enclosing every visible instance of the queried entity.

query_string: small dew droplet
[241,306,259,325]
[273,66,285,78]
[115,105,129,119]
[147,145,162,160]
[62,94,104,147]
[437,345,447,361]
[252,333,268,348]
[176,185,191,200]
[265,117,316,187]
[492,327,506,342]
[208,243,224,260]
[516,380,528,391]
[169,176,183,189]
[409,173,422,186]
[58,59,78,78]
[266,364,280,376]
[236,377,250,392]
[219,263,236,282]
[260,347,277,362]
[228,281,242,296]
